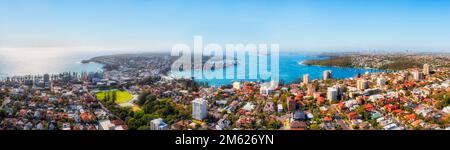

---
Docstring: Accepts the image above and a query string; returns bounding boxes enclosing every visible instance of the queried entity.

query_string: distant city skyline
[1,0,450,53]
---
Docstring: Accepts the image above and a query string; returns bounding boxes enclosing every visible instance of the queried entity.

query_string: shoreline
[5,51,439,81]
[300,53,449,71]
[299,60,382,71]
[0,61,104,80]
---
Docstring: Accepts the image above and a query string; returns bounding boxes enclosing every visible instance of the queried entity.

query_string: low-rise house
[290,121,307,130]
[242,102,255,112]
[443,106,450,114]
[293,111,306,121]
[263,102,275,113]
[150,118,168,130]
[98,119,114,130]
[277,104,283,113]
[62,123,71,130]
[347,112,358,120]
[216,118,230,130]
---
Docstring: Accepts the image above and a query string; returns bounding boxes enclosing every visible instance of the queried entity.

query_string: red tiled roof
[324,116,333,122]
[423,98,433,103]
[364,104,374,111]
[411,120,421,127]
[400,97,408,102]
[404,114,416,120]
[404,81,415,87]
[317,97,325,103]
[392,109,403,114]
[384,104,398,112]
[290,121,307,129]
[337,102,345,108]
[347,112,358,119]
[295,94,303,101]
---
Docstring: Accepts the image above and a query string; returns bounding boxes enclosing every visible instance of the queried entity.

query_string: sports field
[96,90,133,104]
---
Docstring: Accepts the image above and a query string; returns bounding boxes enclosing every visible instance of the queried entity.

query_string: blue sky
[1,0,450,52]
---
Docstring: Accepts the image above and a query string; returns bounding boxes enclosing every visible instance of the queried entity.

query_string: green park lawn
[96,90,133,104]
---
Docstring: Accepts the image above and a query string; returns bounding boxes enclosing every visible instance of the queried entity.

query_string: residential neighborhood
[1,59,448,130]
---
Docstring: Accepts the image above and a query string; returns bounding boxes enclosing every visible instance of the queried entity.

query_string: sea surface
[0,50,105,78]
[170,52,385,86]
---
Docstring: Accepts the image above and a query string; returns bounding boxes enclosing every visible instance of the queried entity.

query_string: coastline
[3,52,432,82]
[299,59,380,70]
[0,61,104,80]
[301,52,450,71]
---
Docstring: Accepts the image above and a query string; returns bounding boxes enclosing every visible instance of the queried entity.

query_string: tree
[133,110,145,119]
[137,92,150,105]
[267,120,281,130]
[324,79,332,85]
[137,126,151,130]
[127,118,139,130]
[112,91,117,103]
[356,106,364,115]
[137,92,157,106]
[141,114,154,125]
[104,92,110,102]
[335,124,342,130]
[309,123,320,130]
[0,109,6,118]
[139,76,161,85]
[118,108,132,120]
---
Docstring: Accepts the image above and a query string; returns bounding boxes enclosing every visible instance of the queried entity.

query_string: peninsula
[303,52,450,70]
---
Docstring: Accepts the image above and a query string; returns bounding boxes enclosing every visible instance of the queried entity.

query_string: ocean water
[0,50,104,78]
[170,52,385,86]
